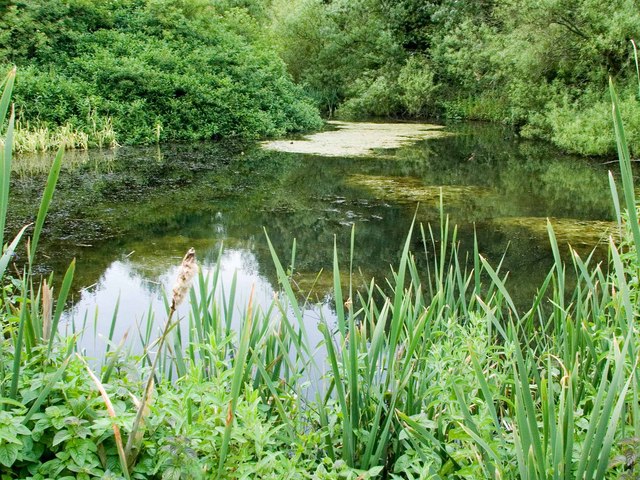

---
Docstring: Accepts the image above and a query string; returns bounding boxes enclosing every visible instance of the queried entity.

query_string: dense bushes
[0,0,322,147]
[4,0,637,155]
[271,0,640,156]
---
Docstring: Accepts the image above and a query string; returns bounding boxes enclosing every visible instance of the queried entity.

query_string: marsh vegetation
[1,1,640,478]
[2,62,640,478]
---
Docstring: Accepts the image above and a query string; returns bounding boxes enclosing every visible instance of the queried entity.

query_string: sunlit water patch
[64,248,329,365]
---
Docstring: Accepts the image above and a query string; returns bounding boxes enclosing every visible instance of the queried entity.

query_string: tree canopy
[2,0,638,154]
[271,0,640,155]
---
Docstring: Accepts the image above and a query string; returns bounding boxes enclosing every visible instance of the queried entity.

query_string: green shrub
[0,0,322,147]
[543,93,640,156]
[397,55,438,117]
[337,74,402,119]
[271,0,640,155]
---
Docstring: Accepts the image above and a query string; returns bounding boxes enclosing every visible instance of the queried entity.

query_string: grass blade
[217,287,255,478]
[0,103,15,249]
[609,79,640,261]
[29,146,64,265]
[0,67,15,130]
[47,259,76,354]
[0,225,28,280]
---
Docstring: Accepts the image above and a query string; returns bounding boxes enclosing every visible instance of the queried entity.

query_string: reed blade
[29,146,64,266]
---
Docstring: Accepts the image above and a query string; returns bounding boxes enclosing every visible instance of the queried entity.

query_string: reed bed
[12,115,118,153]
[1,65,639,480]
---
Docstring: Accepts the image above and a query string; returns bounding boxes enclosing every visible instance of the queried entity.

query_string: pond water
[8,121,621,357]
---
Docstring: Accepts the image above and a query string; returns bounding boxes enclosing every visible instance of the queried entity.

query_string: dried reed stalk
[171,248,197,309]
[124,247,198,466]
[41,280,53,342]
[78,354,131,480]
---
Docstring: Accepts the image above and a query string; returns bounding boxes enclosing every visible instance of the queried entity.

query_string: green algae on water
[491,216,617,249]
[261,121,449,157]
[347,174,493,205]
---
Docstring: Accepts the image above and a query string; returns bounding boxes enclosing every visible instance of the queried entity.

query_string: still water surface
[9,121,619,356]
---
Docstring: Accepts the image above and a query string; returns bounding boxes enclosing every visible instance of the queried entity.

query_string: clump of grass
[13,116,118,153]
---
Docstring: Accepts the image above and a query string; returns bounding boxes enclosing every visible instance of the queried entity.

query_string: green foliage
[522,90,640,156]
[271,0,640,154]
[397,55,438,116]
[270,0,402,116]
[2,51,640,479]
[337,55,439,118]
[337,74,403,119]
[0,0,322,147]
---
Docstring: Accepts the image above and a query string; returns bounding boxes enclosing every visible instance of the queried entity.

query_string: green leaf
[68,439,92,466]
[47,259,76,354]
[0,442,20,467]
[610,79,640,262]
[29,146,64,265]
[0,225,28,282]
[0,67,15,130]
[13,423,30,436]
[0,397,26,411]
[0,99,15,251]
[53,429,72,446]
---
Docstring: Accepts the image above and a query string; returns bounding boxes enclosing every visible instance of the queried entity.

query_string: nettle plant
[8,350,134,479]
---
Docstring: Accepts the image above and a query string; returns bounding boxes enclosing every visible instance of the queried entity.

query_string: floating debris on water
[261,121,449,157]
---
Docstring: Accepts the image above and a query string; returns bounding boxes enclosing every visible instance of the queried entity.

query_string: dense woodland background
[1,0,639,155]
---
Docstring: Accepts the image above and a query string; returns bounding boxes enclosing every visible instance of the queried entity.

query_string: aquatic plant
[12,117,118,153]
[1,58,639,480]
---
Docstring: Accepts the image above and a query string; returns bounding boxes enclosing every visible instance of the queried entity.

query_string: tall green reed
[0,67,72,399]
[129,173,637,479]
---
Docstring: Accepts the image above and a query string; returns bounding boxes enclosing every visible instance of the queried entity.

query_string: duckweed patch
[346,174,493,205]
[261,121,449,157]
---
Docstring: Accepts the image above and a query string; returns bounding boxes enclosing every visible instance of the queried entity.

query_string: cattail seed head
[171,247,197,310]
[41,280,53,343]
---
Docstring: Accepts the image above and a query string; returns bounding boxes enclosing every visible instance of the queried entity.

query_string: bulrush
[41,279,53,343]
[125,247,198,468]
[171,247,197,310]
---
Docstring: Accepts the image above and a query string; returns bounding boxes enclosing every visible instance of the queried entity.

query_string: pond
[8,121,620,357]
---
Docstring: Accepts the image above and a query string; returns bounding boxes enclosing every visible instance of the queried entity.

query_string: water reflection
[8,121,631,353]
[65,248,329,360]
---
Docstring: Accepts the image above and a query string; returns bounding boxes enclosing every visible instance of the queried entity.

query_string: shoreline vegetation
[270,0,640,158]
[1,47,640,479]
[0,0,638,156]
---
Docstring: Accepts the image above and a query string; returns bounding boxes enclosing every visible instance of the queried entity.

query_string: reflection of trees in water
[395,122,613,220]
[8,123,618,314]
